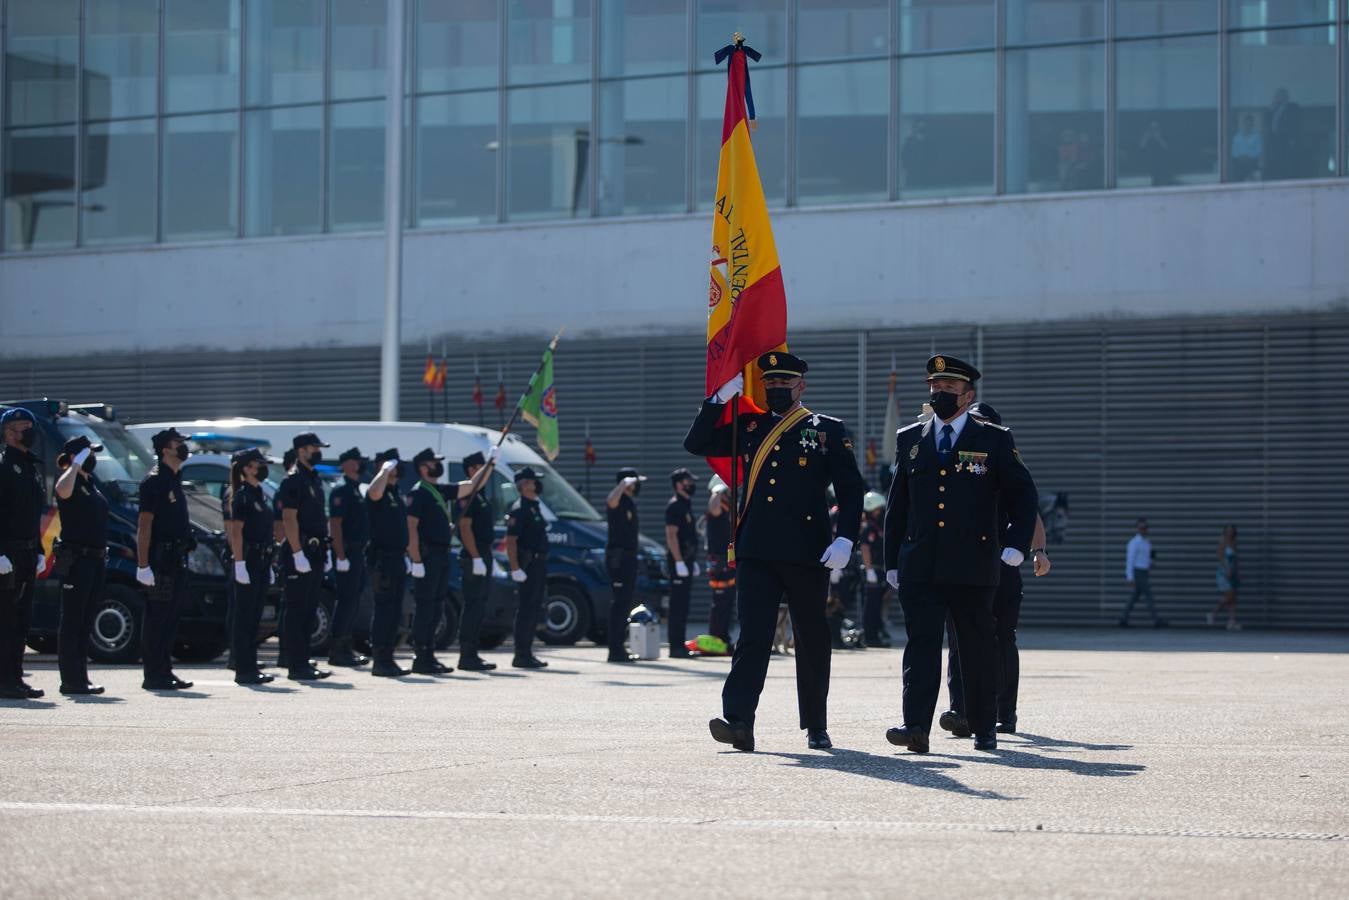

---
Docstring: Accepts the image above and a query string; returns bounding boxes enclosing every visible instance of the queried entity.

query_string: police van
[128,419,670,647]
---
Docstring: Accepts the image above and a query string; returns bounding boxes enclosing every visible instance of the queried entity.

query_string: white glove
[0,555,11,575]
[510,569,527,583]
[712,373,744,403]
[691,562,701,577]
[829,568,841,585]
[1000,548,1025,567]
[865,568,879,585]
[36,554,45,575]
[622,476,639,489]
[380,459,398,474]
[335,556,351,573]
[675,560,689,578]
[410,561,426,579]
[136,565,155,587]
[233,561,250,585]
[73,447,92,466]
[487,446,502,463]
[886,569,899,589]
[404,555,413,574]
[819,537,854,570]
[270,567,277,585]
[293,552,312,574]
[471,557,487,577]
[325,550,334,573]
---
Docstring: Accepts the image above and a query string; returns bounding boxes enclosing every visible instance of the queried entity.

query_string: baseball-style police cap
[462,451,487,470]
[968,401,1002,426]
[412,448,444,466]
[372,448,400,465]
[282,448,298,468]
[757,351,808,377]
[616,467,647,483]
[670,466,695,485]
[151,427,186,451]
[0,407,36,426]
[231,447,267,467]
[926,354,981,383]
[292,432,330,449]
[513,466,544,482]
[338,447,365,464]
[60,435,103,455]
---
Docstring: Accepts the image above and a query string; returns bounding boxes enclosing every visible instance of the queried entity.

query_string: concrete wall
[2,178,1347,358]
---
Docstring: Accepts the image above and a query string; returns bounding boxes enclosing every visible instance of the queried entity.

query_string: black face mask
[680,482,697,499]
[394,464,405,481]
[427,462,444,480]
[172,444,190,462]
[82,455,97,474]
[929,389,962,421]
[18,428,35,449]
[255,464,270,482]
[765,386,795,414]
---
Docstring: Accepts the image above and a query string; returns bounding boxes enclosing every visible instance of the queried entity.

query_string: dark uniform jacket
[883,416,1037,587]
[458,491,495,572]
[606,493,639,552]
[684,400,865,566]
[665,495,699,566]
[506,497,549,566]
[328,477,370,546]
[0,446,44,546]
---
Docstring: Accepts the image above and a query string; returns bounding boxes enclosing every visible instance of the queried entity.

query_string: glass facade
[1,0,1346,252]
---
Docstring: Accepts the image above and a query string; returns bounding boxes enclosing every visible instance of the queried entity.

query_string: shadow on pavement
[238,685,299,694]
[1011,731,1133,752]
[66,694,127,704]
[940,747,1145,778]
[146,691,210,699]
[761,748,1018,801]
[0,699,59,709]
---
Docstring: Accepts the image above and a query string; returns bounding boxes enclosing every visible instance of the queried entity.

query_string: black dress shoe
[885,726,930,753]
[371,659,409,677]
[974,733,998,751]
[167,675,194,689]
[411,656,453,675]
[235,673,275,685]
[327,651,365,667]
[457,657,497,672]
[708,717,755,752]
[59,683,105,695]
[0,683,36,699]
[142,678,188,691]
[288,668,330,681]
[17,681,45,699]
[996,720,1017,734]
[606,653,639,664]
[938,710,972,738]
[512,656,548,669]
[807,728,833,750]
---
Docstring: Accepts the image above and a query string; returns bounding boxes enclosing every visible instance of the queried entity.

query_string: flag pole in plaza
[379,0,407,421]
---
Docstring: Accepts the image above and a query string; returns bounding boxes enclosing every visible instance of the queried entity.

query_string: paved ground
[2,629,1346,898]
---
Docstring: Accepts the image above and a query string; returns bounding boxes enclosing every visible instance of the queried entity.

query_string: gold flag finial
[733,31,744,44]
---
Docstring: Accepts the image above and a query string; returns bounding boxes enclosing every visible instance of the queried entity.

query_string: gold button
[769,478,776,485]
[938,521,945,528]
[767,496,774,503]
[940,469,947,476]
[938,503,945,509]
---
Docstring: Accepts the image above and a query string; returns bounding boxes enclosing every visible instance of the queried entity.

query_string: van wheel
[309,592,334,654]
[539,582,591,646]
[89,584,143,665]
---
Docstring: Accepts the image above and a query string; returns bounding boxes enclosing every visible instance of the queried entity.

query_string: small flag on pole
[519,344,559,461]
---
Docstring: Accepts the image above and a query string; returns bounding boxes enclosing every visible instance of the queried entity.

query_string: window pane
[2,125,76,250]
[506,83,591,219]
[418,0,499,92]
[163,113,239,240]
[799,0,889,61]
[332,0,388,100]
[244,105,321,236]
[1116,36,1218,188]
[4,0,79,126]
[1116,1,1218,37]
[245,0,323,106]
[597,76,686,216]
[1228,27,1337,181]
[165,0,241,113]
[85,0,159,120]
[329,99,387,230]
[417,92,498,225]
[507,0,592,85]
[1005,43,1105,194]
[1006,0,1105,44]
[798,60,887,205]
[1228,1,1336,28]
[695,67,785,208]
[899,52,995,198]
[899,0,995,52]
[697,0,786,68]
[599,0,688,77]
[83,118,156,245]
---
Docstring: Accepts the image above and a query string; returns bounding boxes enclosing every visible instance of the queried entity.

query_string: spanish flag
[421,354,437,388]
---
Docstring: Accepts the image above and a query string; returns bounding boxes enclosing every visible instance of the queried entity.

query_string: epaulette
[896,421,924,436]
[983,422,1011,432]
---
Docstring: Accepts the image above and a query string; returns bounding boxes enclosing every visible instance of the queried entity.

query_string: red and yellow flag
[421,354,437,388]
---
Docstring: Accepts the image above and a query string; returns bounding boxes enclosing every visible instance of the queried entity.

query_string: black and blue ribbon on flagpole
[714,33,762,125]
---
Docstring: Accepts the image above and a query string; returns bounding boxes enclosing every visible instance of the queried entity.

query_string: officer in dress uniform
[604,467,645,664]
[365,449,409,677]
[277,432,333,682]
[406,448,454,675]
[0,408,45,700]
[136,428,195,691]
[456,449,500,671]
[684,352,866,752]
[53,435,108,695]
[506,467,549,669]
[883,356,1037,753]
[664,468,700,659]
[226,448,276,685]
[327,448,371,668]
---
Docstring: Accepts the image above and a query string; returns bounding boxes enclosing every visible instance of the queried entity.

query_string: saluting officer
[52,435,108,695]
[0,407,45,700]
[506,466,549,670]
[883,356,1037,753]
[604,466,645,664]
[136,428,195,691]
[684,352,866,752]
[406,448,454,675]
[365,449,409,677]
[455,448,500,671]
[278,432,332,682]
[328,448,371,668]
[226,448,276,686]
[664,467,700,659]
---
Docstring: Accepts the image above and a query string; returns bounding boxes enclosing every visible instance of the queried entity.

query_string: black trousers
[707,556,735,642]
[332,543,367,643]
[59,555,103,687]
[282,546,324,673]
[722,558,831,730]
[0,548,38,687]
[458,561,490,658]
[605,549,637,655]
[899,580,997,737]
[142,564,187,681]
[513,556,547,658]
[231,551,271,679]
[412,546,449,649]
[667,563,692,651]
[863,582,886,641]
[369,549,405,657]
[945,568,1023,724]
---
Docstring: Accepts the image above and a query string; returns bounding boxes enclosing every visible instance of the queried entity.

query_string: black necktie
[938,424,954,460]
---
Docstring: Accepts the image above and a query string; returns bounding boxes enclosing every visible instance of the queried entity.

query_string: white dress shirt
[1126,534,1152,580]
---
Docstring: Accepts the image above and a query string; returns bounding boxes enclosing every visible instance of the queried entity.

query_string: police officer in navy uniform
[366,449,409,677]
[328,447,371,668]
[269,447,297,668]
[0,408,48,699]
[406,448,454,675]
[52,435,109,695]
[664,468,700,659]
[604,466,645,663]
[506,466,549,669]
[277,432,333,681]
[883,356,1037,753]
[684,352,866,752]
[456,449,500,671]
[136,428,195,691]
[226,448,276,685]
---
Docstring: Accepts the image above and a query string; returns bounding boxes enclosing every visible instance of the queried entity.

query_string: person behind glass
[135,428,195,691]
[704,475,735,650]
[278,432,333,681]
[1121,517,1166,628]
[51,435,108,696]
[1265,88,1303,180]
[1209,525,1241,631]
[665,467,700,660]
[0,408,47,700]
[1230,113,1263,182]
[604,466,646,664]
[858,491,888,648]
[365,449,410,678]
[406,448,455,675]
[225,448,276,686]
[1138,120,1173,187]
[327,447,371,669]
[455,448,501,672]
[506,467,549,670]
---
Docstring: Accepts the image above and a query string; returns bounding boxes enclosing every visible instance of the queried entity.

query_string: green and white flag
[520,345,559,461]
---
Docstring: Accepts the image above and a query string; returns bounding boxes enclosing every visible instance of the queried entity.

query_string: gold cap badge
[934,356,946,373]
[769,353,778,366]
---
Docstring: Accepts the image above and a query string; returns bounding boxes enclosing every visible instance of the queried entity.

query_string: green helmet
[863,491,886,513]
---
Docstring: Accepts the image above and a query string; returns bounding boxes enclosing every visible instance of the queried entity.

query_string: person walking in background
[1210,525,1241,631]
[1231,113,1263,182]
[1121,517,1166,628]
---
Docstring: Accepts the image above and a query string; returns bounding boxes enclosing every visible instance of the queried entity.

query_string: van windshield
[498,451,600,521]
[57,416,153,483]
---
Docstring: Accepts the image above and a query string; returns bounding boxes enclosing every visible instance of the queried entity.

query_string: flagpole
[727,392,739,568]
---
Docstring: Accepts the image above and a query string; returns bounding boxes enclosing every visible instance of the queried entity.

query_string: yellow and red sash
[729,406,812,563]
